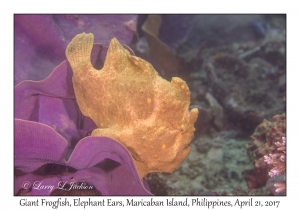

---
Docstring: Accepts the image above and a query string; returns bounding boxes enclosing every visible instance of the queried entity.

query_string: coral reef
[244,114,286,193]
[65,33,198,179]
[264,136,286,195]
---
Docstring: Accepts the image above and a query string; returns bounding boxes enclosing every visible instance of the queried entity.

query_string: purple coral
[15,119,151,195]
[245,113,286,191]
[14,14,137,85]
[264,136,286,194]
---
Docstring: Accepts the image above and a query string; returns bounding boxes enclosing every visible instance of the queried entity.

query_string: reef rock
[244,113,286,189]
[65,33,198,178]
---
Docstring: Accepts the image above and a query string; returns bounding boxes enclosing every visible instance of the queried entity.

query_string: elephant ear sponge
[66,32,199,178]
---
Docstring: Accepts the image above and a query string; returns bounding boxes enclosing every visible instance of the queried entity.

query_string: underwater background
[133,14,286,196]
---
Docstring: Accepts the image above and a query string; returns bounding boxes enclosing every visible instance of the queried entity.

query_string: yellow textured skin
[66,33,199,178]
